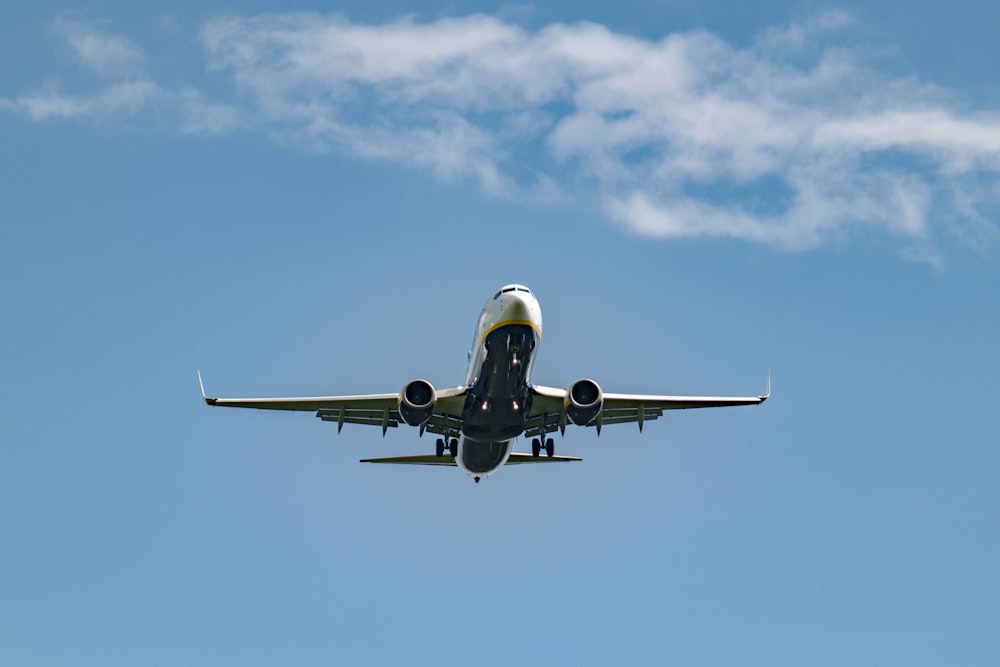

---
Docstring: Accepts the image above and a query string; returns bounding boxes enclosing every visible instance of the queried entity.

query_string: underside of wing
[596,392,766,431]
[199,372,467,436]
[528,375,769,435]
[361,453,581,465]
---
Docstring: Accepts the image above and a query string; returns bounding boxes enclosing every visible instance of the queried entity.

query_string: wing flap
[524,411,564,438]
[422,413,464,439]
[318,409,400,429]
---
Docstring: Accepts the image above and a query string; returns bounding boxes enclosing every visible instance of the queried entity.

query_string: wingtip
[197,370,217,404]
[760,368,771,401]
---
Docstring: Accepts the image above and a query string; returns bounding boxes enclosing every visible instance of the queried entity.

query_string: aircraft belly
[462,324,536,441]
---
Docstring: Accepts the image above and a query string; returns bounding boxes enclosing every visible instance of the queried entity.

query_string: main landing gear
[435,438,458,457]
[531,438,554,458]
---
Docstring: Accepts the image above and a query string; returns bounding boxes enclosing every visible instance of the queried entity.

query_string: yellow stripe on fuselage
[479,319,542,343]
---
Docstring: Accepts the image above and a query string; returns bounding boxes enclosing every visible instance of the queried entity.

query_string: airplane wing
[198,372,467,438]
[360,453,582,465]
[526,374,769,437]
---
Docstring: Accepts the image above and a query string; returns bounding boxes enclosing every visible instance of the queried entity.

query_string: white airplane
[200,284,769,482]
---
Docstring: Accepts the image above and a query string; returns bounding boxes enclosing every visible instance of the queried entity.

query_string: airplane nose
[501,293,531,321]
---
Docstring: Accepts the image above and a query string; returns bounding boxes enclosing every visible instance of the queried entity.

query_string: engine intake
[566,378,603,426]
[398,379,436,426]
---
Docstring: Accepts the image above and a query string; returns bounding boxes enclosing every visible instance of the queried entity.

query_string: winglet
[197,370,217,405]
[760,368,771,402]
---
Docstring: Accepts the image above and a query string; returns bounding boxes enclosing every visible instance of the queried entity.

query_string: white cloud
[52,16,145,75]
[816,111,1000,172]
[6,19,240,135]
[756,10,854,51]
[341,116,511,196]
[175,88,242,136]
[16,80,160,120]
[9,11,1000,261]
[9,81,241,137]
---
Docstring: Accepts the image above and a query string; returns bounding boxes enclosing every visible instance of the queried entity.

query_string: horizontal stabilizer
[361,455,457,466]
[507,453,581,464]
[360,453,582,466]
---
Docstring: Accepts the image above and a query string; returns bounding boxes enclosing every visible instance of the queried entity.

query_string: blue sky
[2,2,998,665]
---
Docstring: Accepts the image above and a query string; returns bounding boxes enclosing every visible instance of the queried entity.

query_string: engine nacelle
[565,378,603,426]
[398,379,437,426]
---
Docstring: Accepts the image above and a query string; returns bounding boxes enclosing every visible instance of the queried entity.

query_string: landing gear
[531,438,555,457]
[436,438,458,457]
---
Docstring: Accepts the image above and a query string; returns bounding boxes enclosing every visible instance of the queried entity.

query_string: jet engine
[565,378,603,426]
[398,379,437,426]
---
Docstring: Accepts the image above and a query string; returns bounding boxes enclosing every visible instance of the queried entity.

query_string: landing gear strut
[531,438,555,457]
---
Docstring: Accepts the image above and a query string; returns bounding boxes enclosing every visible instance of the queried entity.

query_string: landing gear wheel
[448,439,458,456]
[435,439,444,457]
[545,438,554,457]
[532,438,541,457]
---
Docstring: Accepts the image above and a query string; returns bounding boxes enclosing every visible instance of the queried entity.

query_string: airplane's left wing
[198,372,467,437]
[527,374,769,436]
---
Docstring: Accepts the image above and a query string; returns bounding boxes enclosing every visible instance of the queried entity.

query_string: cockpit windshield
[494,285,532,300]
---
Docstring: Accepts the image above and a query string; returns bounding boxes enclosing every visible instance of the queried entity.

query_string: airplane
[200,284,769,483]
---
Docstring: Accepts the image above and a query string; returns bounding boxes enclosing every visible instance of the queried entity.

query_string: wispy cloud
[755,10,855,51]
[51,16,145,76]
[6,11,1000,261]
[16,80,159,120]
[4,17,240,133]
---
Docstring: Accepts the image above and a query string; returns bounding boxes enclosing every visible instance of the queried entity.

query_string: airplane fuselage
[455,285,542,480]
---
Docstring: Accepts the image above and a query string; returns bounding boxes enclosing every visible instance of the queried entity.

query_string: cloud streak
[51,16,145,75]
[6,11,1000,260]
[16,80,159,120]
